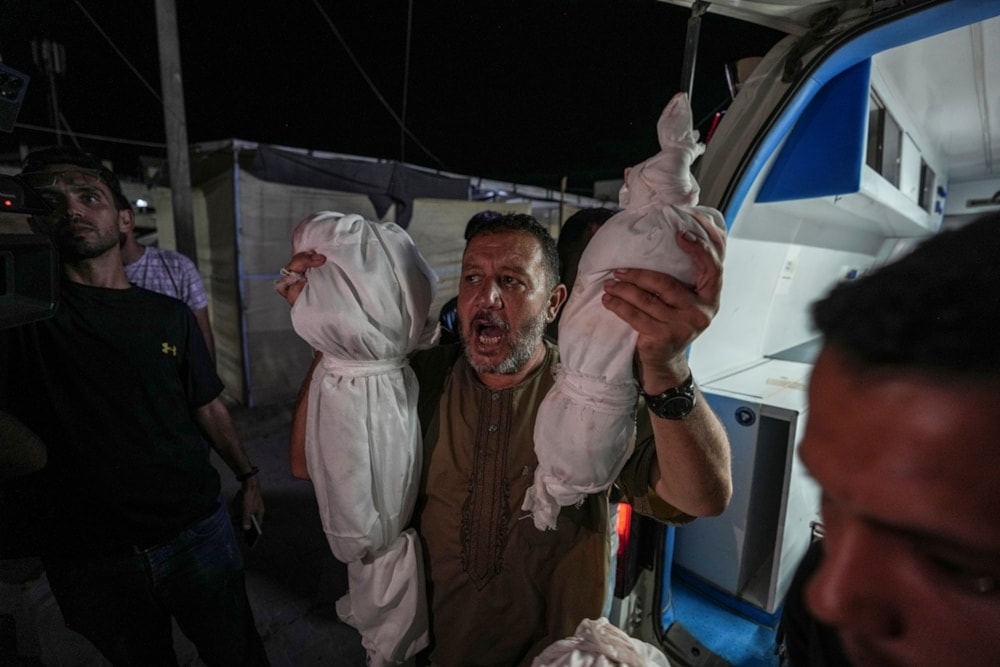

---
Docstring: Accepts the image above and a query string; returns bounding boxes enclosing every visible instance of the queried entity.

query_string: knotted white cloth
[524,93,727,530]
[532,618,671,667]
[289,211,438,665]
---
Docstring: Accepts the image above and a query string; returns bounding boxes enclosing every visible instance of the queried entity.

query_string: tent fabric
[246,144,470,228]
[233,172,387,406]
[524,93,727,530]
[290,211,438,664]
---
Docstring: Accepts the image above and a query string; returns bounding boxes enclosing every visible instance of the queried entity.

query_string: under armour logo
[161,342,177,356]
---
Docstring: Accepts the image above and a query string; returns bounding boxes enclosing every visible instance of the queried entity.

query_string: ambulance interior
[612,2,1000,664]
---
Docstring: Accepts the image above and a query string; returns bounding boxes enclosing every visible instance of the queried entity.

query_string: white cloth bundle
[532,618,671,667]
[524,93,726,530]
[289,211,438,665]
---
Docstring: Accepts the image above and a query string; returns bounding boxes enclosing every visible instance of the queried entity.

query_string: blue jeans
[43,500,268,666]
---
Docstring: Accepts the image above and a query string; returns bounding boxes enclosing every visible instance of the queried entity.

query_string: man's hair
[20,146,132,212]
[464,209,502,240]
[557,207,616,256]
[557,207,616,286]
[466,212,561,290]
[813,211,1000,376]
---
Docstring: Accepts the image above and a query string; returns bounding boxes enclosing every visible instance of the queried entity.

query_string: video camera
[0,173,58,328]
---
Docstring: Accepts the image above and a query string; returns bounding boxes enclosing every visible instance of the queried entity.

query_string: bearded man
[282,212,731,665]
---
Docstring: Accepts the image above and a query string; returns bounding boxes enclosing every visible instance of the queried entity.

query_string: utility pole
[154,0,197,264]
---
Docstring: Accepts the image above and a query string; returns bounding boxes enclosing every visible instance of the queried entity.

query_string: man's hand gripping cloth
[524,92,727,530]
[289,211,438,665]
[532,617,671,667]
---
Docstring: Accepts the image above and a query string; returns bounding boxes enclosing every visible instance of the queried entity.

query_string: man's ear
[118,207,135,234]
[547,283,568,323]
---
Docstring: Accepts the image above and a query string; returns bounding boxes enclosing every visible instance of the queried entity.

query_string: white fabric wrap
[531,617,671,667]
[289,211,437,664]
[524,93,726,530]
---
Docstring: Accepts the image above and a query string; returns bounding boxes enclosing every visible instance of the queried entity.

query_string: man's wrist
[641,373,698,420]
[637,359,691,396]
[236,465,260,483]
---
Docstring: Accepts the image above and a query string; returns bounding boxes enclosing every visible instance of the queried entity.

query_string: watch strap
[640,372,697,420]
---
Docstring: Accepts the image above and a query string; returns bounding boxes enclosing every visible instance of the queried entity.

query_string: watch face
[646,377,697,420]
[662,394,695,419]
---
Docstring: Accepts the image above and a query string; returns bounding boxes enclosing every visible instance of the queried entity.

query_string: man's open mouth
[473,315,507,346]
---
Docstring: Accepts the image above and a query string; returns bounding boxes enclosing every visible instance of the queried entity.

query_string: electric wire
[56,112,84,150]
[70,0,166,110]
[400,0,413,163]
[19,0,177,154]
[13,121,167,149]
[308,0,447,170]
[27,0,446,171]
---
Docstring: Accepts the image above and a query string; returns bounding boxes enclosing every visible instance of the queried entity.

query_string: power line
[57,111,84,150]
[309,0,447,170]
[70,0,172,117]
[400,0,413,163]
[14,121,167,149]
[32,1,445,170]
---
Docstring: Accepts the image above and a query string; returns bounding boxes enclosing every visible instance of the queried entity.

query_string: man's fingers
[286,250,326,273]
[607,269,695,312]
[275,251,325,301]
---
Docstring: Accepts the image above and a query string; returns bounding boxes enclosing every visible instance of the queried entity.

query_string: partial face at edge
[798,346,1000,667]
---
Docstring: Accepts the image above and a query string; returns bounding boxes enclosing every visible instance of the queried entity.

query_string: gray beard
[462,308,549,376]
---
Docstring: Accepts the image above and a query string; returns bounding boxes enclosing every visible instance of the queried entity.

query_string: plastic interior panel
[756,59,870,203]
[722,0,1000,223]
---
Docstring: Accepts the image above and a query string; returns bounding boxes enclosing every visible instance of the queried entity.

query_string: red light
[2,198,13,208]
[706,111,725,144]
[615,502,633,559]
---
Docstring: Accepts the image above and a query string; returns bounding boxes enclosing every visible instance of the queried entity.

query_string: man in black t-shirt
[2,147,268,665]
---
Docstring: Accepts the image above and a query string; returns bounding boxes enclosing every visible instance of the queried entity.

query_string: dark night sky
[0,0,782,195]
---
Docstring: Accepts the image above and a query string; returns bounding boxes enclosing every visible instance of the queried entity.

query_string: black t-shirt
[2,281,224,555]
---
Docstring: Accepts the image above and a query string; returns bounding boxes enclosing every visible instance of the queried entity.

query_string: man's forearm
[647,391,732,517]
[193,307,216,361]
[195,397,264,528]
[289,351,321,480]
[195,398,254,477]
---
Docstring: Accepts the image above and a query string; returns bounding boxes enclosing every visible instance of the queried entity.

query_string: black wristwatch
[641,372,697,420]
